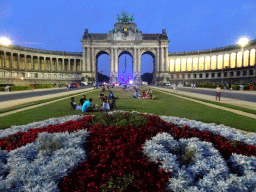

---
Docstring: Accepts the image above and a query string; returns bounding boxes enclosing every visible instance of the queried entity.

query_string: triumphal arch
[81,11,170,84]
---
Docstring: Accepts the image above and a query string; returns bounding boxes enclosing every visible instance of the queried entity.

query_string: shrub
[9,86,31,91]
[0,87,5,91]
[232,85,240,90]
[90,112,150,129]
[35,84,54,89]
[243,85,250,90]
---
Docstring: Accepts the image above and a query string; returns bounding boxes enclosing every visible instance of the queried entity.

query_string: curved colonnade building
[0,30,255,86]
[168,40,256,85]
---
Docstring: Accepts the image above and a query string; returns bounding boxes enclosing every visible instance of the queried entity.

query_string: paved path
[162,86,256,102]
[152,86,256,119]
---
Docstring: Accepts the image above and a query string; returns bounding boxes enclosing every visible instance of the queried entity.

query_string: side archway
[141,50,156,84]
[95,50,110,83]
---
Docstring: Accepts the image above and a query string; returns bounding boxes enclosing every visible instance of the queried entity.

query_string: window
[182,74,185,79]
[230,72,234,77]
[237,71,240,76]
[243,71,247,76]
[211,73,215,78]
[224,72,227,77]
[206,73,209,78]
[199,74,202,78]
[194,74,197,78]
[249,70,253,76]
[188,74,191,79]
[35,73,38,78]
[218,73,221,77]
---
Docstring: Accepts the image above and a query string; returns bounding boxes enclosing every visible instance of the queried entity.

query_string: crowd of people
[70,83,156,113]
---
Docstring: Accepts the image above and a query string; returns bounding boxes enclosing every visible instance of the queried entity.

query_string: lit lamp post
[238,38,249,68]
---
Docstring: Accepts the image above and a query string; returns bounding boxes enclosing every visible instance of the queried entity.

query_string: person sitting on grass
[100,98,110,112]
[134,90,140,98]
[99,91,105,100]
[147,88,153,99]
[82,98,93,112]
[70,97,82,111]
[79,95,86,106]
[141,90,147,98]
[108,90,118,100]
[110,99,117,110]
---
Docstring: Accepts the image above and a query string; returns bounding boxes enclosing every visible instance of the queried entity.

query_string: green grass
[153,87,256,115]
[0,87,255,134]
[0,89,94,114]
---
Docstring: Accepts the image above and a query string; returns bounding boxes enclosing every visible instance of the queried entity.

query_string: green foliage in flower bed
[90,112,150,129]
[37,134,63,155]
[101,173,135,192]
[0,87,5,91]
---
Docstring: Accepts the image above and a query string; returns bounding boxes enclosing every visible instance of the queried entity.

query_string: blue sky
[1,0,256,80]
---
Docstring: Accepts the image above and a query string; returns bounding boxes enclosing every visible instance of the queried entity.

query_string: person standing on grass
[93,82,96,89]
[82,98,93,112]
[216,85,221,101]
[250,83,254,91]
[66,85,69,92]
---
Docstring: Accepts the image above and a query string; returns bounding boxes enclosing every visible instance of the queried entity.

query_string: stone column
[80,60,82,71]
[248,49,251,66]
[216,55,218,70]
[156,48,160,72]
[161,47,164,72]
[62,58,64,71]
[10,52,13,68]
[25,55,27,70]
[4,51,6,67]
[87,47,90,72]
[242,49,244,67]
[115,48,118,73]
[222,54,224,69]
[111,48,114,72]
[50,57,53,71]
[210,56,212,70]
[191,57,193,71]
[235,52,237,68]
[92,48,95,73]
[229,53,231,68]
[44,57,46,71]
[17,54,20,69]
[165,47,169,72]
[186,57,188,72]
[31,55,34,70]
[203,57,205,70]
[138,49,141,73]
[38,56,40,70]
[197,57,199,71]
[56,58,58,71]
[68,58,71,71]
[74,59,77,72]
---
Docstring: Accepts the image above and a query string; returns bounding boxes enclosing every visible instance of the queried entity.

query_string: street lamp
[238,38,249,68]
[0,37,12,46]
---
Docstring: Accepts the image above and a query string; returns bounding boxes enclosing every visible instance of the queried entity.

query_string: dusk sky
[1,0,256,80]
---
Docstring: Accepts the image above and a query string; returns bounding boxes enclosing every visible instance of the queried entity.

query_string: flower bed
[0,111,256,191]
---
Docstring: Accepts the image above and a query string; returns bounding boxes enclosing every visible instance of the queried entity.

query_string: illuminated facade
[168,41,256,84]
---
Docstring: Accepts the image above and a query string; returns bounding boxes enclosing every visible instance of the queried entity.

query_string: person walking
[66,84,69,92]
[216,85,221,101]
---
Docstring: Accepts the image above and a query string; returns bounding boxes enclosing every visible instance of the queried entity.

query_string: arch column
[87,47,90,72]
[115,48,118,73]
[138,48,141,74]
[165,47,169,72]
[161,47,164,72]
[156,48,160,73]
[92,48,95,73]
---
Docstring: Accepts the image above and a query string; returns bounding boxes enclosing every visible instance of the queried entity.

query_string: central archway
[118,50,133,84]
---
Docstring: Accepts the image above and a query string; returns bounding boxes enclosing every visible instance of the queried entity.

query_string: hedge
[35,84,54,89]
[9,86,31,91]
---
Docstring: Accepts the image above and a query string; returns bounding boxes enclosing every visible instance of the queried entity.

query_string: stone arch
[95,50,110,83]
[117,50,134,83]
[141,49,156,84]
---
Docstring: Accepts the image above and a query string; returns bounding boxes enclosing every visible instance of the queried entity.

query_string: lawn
[0,86,255,133]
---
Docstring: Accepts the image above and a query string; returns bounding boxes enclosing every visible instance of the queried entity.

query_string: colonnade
[169,48,256,72]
